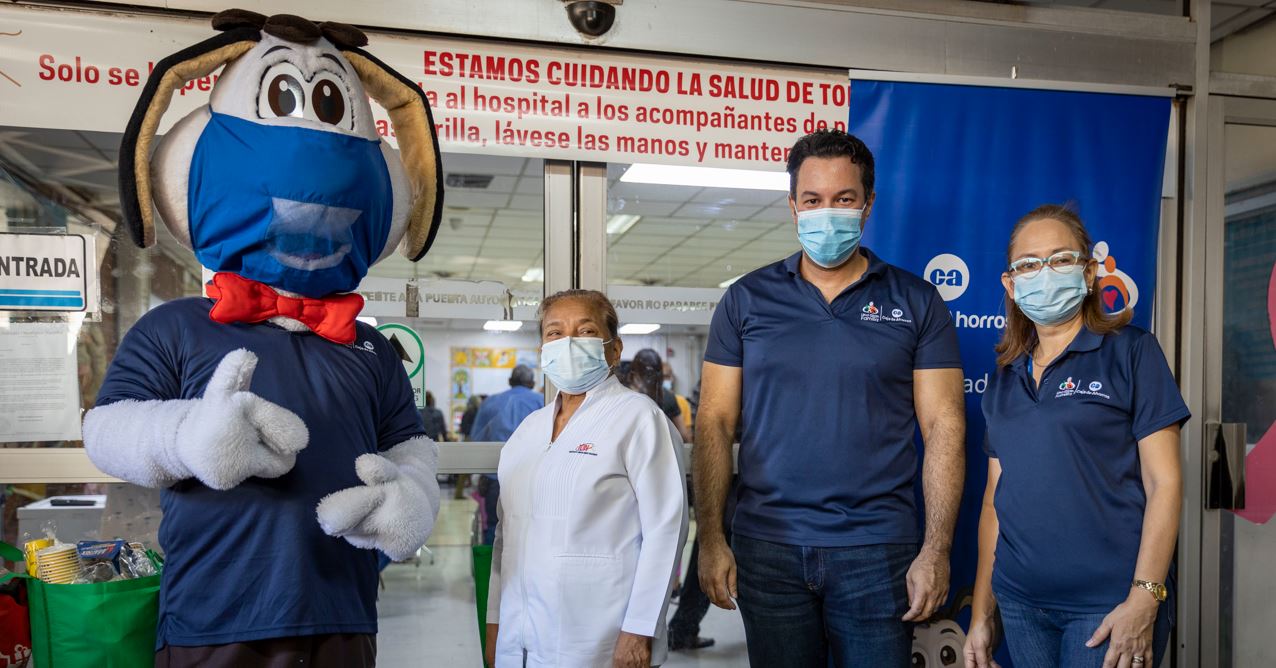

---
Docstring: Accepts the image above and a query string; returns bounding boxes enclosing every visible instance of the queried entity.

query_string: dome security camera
[563,0,621,38]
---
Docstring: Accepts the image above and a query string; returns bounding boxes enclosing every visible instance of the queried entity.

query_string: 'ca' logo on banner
[924,253,970,302]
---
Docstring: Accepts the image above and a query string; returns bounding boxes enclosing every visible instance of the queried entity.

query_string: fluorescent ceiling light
[620,163,789,191]
[606,214,642,235]
[718,274,745,289]
[618,323,661,335]
[356,316,378,327]
[521,267,544,282]
[484,320,524,332]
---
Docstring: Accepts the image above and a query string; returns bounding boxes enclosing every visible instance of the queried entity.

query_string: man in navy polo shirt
[693,129,967,667]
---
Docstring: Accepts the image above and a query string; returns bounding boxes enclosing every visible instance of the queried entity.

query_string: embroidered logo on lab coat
[569,443,598,456]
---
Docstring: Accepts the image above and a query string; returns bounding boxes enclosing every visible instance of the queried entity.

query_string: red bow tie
[206,273,364,345]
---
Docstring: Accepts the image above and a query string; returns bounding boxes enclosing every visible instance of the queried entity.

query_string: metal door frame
[1188,90,1276,668]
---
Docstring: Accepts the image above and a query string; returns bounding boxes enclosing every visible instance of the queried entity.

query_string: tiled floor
[376,494,749,667]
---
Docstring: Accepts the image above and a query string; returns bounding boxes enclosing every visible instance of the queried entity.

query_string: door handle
[1205,421,1247,510]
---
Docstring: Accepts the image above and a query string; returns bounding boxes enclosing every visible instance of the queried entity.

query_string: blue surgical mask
[797,207,864,268]
[1013,269,1088,326]
[662,380,673,392]
[188,112,394,298]
[541,337,612,395]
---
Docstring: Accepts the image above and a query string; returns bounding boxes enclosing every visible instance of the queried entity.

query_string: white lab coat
[487,375,688,668]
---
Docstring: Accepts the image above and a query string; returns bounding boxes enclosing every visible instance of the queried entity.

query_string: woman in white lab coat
[485,289,688,668]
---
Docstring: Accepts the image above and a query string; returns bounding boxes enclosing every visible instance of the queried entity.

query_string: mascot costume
[82,10,444,666]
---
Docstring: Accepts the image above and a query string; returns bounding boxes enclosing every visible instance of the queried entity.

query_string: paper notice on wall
[0,321,82,442]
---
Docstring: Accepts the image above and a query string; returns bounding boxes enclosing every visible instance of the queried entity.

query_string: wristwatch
[1132,580,1168,603]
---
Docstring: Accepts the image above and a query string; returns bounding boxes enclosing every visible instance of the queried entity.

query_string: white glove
[84,349,309,490]
[316,436,441,561]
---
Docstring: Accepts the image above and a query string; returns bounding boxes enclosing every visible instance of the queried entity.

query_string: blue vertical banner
[847,78,1170,666]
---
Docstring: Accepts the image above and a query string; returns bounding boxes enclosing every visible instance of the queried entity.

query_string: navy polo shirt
[983,325,1189,613]
[96,297,424,647]
[705,249,962,547]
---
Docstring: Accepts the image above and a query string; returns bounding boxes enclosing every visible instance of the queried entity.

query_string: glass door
[1204,94,1276,668]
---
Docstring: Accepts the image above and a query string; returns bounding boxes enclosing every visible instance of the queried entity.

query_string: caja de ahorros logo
[347,340,377,355]
[924,253,970,302]
[1055,377,1111,400]
[860,301,912,324]
[926,252,1004,330]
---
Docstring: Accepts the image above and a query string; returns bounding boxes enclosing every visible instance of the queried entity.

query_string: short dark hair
[509,364,534,388]
[786,129,875,198]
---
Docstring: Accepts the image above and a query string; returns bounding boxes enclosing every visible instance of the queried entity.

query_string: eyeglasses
[1007,250,1088,279]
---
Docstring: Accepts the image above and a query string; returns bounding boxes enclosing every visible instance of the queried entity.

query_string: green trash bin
[472,544,493,666]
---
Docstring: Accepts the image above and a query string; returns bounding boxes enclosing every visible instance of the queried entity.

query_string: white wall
[1212,19,1276,78]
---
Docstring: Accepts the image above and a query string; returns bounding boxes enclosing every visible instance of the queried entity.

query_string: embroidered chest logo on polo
[860,301,912,324]
[1055,377,1111,400]
[346,340,377,355]
[569,443,598,456]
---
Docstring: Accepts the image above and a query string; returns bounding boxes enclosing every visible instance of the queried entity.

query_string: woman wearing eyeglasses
[484,289,688,668]
[963,205,1189,668]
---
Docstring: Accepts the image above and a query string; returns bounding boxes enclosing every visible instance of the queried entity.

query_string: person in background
[662,363,694,437]
[695,129,967,667]
[628,350,693,443]
[459,395,483,440]
[485,290,687,668]
[454,394,486,498]
[963,205,1188,668]
[667,378,736,653]
[421,391,450,443]
[470,365,544,545]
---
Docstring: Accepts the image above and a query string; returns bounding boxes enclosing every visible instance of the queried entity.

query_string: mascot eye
[941,646,958,665]
[266,74,305,118]
[312,79,348,127]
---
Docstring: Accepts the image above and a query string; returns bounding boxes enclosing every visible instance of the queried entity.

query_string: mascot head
[119,9,443,298]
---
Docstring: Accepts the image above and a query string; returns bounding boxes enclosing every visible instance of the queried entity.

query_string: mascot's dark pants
[155,634,375,667]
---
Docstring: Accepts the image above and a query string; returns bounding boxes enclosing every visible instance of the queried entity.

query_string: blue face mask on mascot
[188,112,393,298]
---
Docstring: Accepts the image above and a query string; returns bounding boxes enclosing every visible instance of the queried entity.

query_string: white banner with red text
[0,4,846,170]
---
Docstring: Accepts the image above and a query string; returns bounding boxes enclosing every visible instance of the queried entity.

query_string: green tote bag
[1,542,161,668]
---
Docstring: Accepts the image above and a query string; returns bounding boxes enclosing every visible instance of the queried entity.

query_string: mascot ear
[117,24,260,248]
[342,47,445,262]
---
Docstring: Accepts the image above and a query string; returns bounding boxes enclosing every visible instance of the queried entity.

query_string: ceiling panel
[443,192,512,209]
[508,195,543,212]
[689,188,788,206]
[443,154,527,176]
[609,181,701,203]
[515,176,544,194]
[449,175,518,195]
[609,200,683,216]
[672,202,765,220]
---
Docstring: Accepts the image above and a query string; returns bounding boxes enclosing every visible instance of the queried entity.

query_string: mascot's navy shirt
[96,297,425,647]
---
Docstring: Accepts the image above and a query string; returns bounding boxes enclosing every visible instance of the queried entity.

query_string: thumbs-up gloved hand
[316,436,440,561]
[84,348,309,490]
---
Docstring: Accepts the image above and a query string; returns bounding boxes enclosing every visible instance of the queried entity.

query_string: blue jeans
[733,534,917,667]
[997,595,1172,668]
